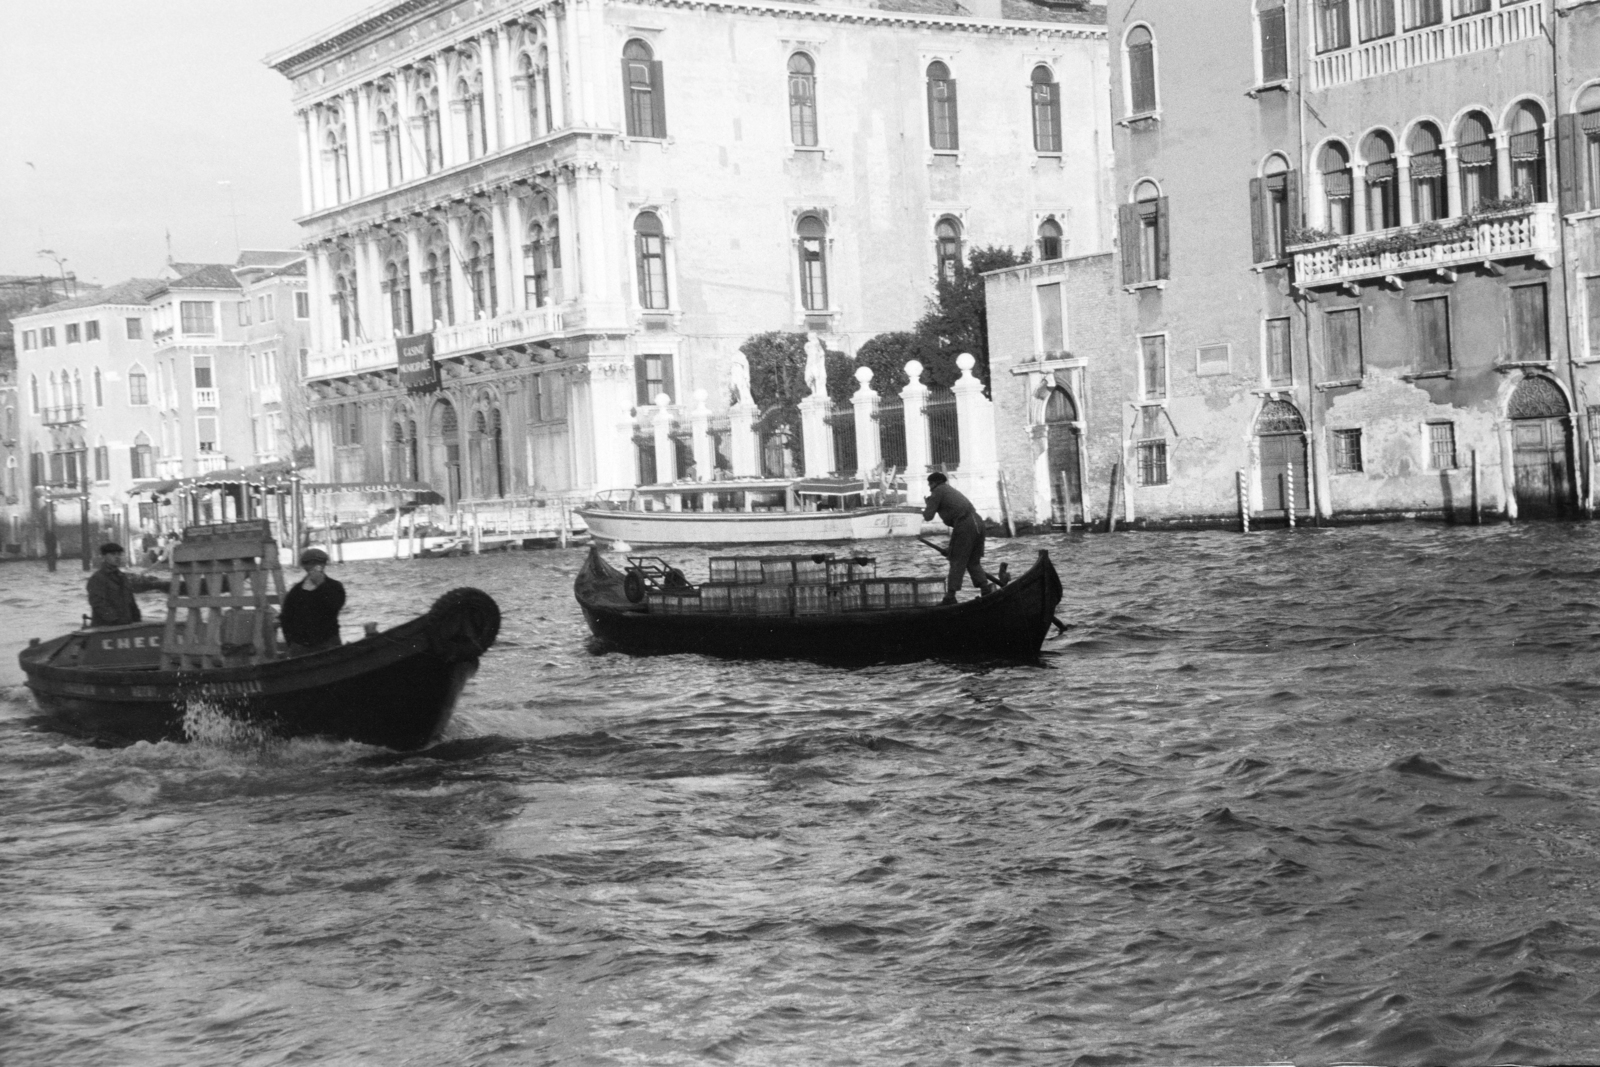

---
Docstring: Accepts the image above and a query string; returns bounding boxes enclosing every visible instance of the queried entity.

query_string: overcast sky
[1,1,379,288]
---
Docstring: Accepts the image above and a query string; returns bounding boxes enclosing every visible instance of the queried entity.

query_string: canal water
[4,523,1600,1066]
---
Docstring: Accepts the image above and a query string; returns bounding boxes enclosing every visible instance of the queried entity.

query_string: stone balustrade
[1290,202,1556,287]
[304,303,565,382]
[1311,0,1544,90]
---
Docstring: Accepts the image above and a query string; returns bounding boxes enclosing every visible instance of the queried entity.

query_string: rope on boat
[424,587,502,662]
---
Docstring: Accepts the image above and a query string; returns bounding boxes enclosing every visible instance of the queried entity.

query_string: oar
[916,537,1012,590]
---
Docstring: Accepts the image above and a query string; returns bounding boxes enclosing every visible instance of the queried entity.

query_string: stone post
[852,366,879,479]
[729,402,759,476]
[1494,131,1513,203]
[951,352,999,516]
[800,393,832,478]
[1397,155,1414,227]
[1444,142,1462,218]
[653,392,676,485]
[691,388,712,482]
[901,360,929,479]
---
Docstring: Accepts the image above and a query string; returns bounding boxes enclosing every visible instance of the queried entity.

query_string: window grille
[1428,422,1457,470]
[1333,428,1363,472]
[1136,440,1168,486]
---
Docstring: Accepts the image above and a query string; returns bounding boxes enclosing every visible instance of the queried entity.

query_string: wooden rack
[160,520,285,669]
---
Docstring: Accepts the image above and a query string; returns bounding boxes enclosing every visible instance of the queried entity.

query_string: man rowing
[921,472,999,605]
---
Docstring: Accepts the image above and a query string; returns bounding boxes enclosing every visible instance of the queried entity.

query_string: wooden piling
[1471,449,1481,525]
[1285,465,1296,529]
[997,474,1016,537]
[1106,463,1122,533]
[1238,469,1250,533]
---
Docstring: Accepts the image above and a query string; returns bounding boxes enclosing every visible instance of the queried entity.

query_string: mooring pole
[1286,465,1296,529]
[1238,469,1250,534]
[1471,449,1481,525]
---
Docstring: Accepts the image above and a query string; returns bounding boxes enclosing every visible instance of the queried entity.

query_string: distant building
[234,252,312,468]
[266,0,1112,507]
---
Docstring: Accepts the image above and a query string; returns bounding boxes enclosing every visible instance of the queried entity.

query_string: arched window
[1126,26,1157,115]
[1320,142,1353,235]
[927,61,958,151]
[634,211,669,310]
[525,223,549,307]
[416,71,442,174]
[386,260,413,335]
[1362,131,1399,230]
[127,365,148,406]
[788,53,818,147]
[467,220,496,318]
[324,106,351,202]
[1509,102,1547,202]
[1119,180,1169,284]
[935,217,963,282]
[458,71,487,160]
[93,367,104,407]
[797,214,828,311]
[1457,111,1498,212]
[1409,122,1446,221]
[29,374,38,414]
[425,245,453,326]
[520,52,545,139]
[1038,218,1063,261]
[130,432,153,480]
[335,272,354,342]
[1031,65,1061,153]
[1579,85,1600,213]
[623,40,665,139]
[1252,153,1295,262]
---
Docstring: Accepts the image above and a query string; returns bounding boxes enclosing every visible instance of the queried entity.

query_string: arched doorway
[1256,399,1309,518]
[1508,375,1574,519]
[1043,387,1082,525]
[431,399,461,504]
[468,408,507,498]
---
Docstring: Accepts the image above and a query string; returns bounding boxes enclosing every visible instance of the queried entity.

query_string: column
[1397,155,1414,227]
[690,389,712,482]
[1444,143,1462,218]
[446,211,470,322]
[351,86,374,197]
[491,192,516,319]
[399,68,423,177]
[951,353,999,516]
[310,105,329,211]
[1350,163,1368,235]
[1494,132,1513,203]
[296,110,315,215]
[851,366,880,479]
[901,361,929,478]
[505,191,527,313]
[312,245,335,351]
[439,50,461,168]
[561,0,594,128]
[555,175,579,299]
[800,392,832,478]
[729,401,759,477]
[653,395,676,483]
[406,225,427,333]
[358,233,384,340]
[574,166,610,305]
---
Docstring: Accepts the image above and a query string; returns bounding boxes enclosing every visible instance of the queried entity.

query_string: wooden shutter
[1557,113,1583,217]
[620,59,635,136]
[947,79,959,150]
[1249,178,1267,264]
[1048,83,1062,151]
[634,354,650,406]
[926,78,938,148]
[1416,298,1450,372]
[1155,197,1172,280]
[1118,204,1141,285]
[649,61,667,139]
[1513,285,1549,362]
[1285,169,1303,230]
[128,447,140,480]
[660,355,676,406]
[1261,7,1288,82]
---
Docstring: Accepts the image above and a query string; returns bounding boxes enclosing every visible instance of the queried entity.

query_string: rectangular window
[1260,3,1289,81]
[1452,0,1489,15]
[193,356,214,390]
[1511,284,1549,362]
[1037,283,1065,354]
[1197,343,1230,376]
[1136,440,1169,486]
[197,416,219,453]
[294,291,310,319]
[1324,308,1363,381]
[1265,317,1294,385]
[1403,0,1442,29]
[22,331,35,350]
[128,370,148,406]
[1587,275,1600,358]
[180,301,215,336]
[1414,296,1452,373]
[236,301,251,327]
[85,320,100,341]
[65,323,80,344]
[41,327,55,347]
[1333,428,1364,473]
[1140,335,1168,401]
[1428,421,1457,470]
[125,317,142,339]
[635,354,674,407]
[1318,0,1351,52]
[93,445,109,482]
[1358,0,1395,38]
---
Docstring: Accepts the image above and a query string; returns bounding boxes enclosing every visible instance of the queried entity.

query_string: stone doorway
[1256,400,1309,517]
[1508,376,1574,519]
[1043,387,1082,525]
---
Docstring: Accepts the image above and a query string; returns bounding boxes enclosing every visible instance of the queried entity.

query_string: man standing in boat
[87,543,141,627]
[279,548,346,655]
[922,473,997,605]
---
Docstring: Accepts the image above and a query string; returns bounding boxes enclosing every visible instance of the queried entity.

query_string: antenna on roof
[165,229,173,265]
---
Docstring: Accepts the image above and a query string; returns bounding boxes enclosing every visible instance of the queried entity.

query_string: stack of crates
[683,552,941,616]
[646,590,703,614]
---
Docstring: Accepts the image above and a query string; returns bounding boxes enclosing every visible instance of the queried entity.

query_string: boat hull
[19,588,500,750]
[577,505,924,546]
[575,548,1062,663]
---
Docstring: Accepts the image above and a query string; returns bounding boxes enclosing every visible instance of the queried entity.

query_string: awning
[134,461,301,495]
[299,480,435,495]
[792,477,873,497]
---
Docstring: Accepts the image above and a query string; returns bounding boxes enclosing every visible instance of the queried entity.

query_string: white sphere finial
[854,366,873,384]
[956,352,975,373]
[655,392,672,407]
[904,359,923,378]
[693,387,707,403]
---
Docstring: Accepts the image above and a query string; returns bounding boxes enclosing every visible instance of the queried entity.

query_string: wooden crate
[161,520,285,669]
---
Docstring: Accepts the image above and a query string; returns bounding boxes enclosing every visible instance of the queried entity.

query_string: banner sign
[397,333,438,394]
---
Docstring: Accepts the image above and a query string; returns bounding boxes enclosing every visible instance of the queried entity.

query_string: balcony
[155,457,184,478]
[193,387,218,408]
[195,453,229,474]
[1289,202,1557,289]
[304,304,566,382]
[152,327,175,346]
[1312,1,1545,90]
[257,382,282,406]
[41,404,84,426]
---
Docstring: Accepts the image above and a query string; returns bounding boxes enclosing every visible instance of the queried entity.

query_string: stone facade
[265,0,1111,508]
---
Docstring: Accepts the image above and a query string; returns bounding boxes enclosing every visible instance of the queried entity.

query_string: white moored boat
[576,477,925,546]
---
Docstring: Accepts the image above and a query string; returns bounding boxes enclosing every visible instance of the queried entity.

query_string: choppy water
[5,524,1600,1066]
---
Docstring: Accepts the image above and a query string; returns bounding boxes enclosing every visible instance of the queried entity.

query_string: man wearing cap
[87,543,141,627]
[279,548,346,655]
[922,472,998,605]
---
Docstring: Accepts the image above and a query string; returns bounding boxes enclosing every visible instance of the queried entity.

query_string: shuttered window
[635,354,675,407]
[622,40,666,139]
[1324,308,1363,381]
[1259,4,1288,82]
[1357,0,1394,39]
[1030,66,1061,152]
[1587,275,1600,358]
[926,62,958,151]
[1427,422,1457,470]
[1265,317,1293,386]
[1140,335,1168,401]
[1126,27,1157,114]
[1037,283,1064,353]
[1415,297,1451,373]
[1511,284,1549,363]
[1317,0,1351,52]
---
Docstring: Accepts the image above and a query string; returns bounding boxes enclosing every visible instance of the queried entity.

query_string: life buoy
[424,587,502,661]
[623,569,647,603]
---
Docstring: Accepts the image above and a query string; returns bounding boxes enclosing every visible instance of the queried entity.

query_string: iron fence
[761,423,803,477]
[827,403,857,475]
[926,389,960,469]
[876,397,906,471]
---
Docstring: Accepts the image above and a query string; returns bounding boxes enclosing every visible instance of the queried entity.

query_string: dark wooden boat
[19,587,501,750]
[574,546,1063,662]
[20,518,501,750]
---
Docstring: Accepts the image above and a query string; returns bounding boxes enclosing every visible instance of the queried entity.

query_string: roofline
[263,0,440,74]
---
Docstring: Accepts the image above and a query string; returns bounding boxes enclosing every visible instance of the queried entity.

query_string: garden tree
[853,331,938,396]
[912,244,1031,393]
[738,331,849,432]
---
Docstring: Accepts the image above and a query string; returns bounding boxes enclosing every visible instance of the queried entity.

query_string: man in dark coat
[87,543,142,627]
[922,472,998,605]
[279,548,346,655]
